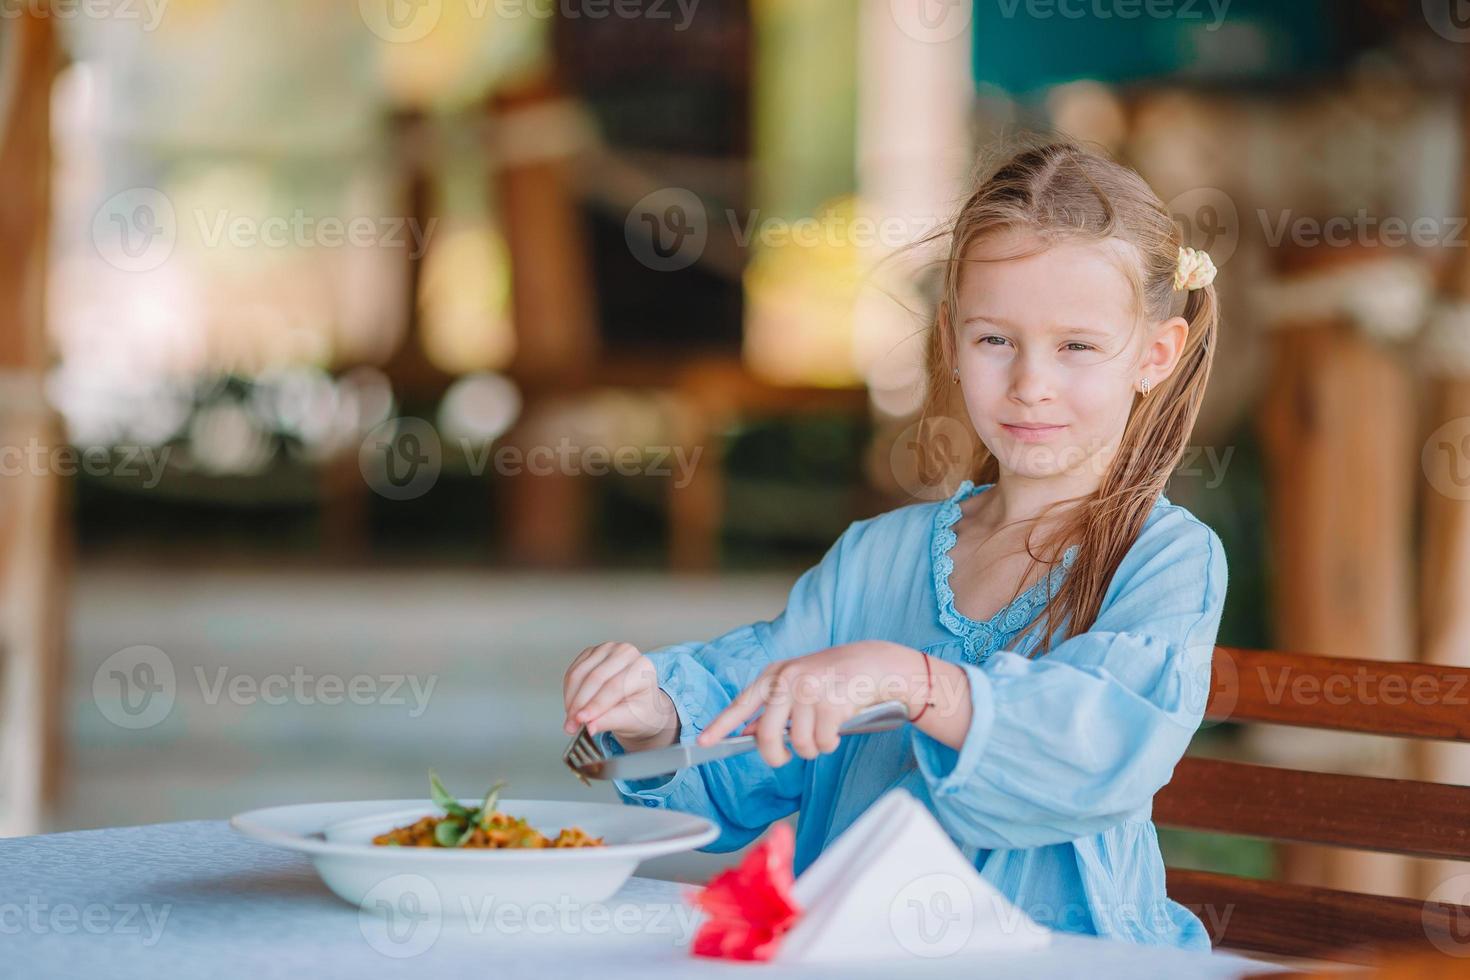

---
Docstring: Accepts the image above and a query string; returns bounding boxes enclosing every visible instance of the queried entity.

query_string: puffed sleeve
[594,522,855,852]
[910,510,1227,850]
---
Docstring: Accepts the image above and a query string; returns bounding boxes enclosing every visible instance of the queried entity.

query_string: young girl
[562,140,1227,951]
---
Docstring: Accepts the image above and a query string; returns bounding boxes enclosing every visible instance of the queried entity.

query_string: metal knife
[568,698,911,783]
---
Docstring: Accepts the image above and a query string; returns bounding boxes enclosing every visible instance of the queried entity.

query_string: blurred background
[1,0,1468,895]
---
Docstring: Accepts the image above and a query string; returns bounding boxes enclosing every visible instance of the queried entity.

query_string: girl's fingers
[813,702,845,755]
[787,699,817,760]
[567,647,642,725]
[582,699,647,738]
[563,644,613,711]
[697,667,777,745]
[754,686,795,767]
[566,644,636,714]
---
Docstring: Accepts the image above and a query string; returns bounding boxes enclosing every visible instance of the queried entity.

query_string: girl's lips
[1000,423,1067,443]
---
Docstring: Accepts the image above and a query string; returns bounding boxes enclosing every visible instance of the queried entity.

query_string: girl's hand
[695,641,924,768]
[562,642,679,751]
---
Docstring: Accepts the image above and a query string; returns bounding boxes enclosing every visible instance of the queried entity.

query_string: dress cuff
[910,661,996,796]
[593,656,706,803]
[595,727,700,800]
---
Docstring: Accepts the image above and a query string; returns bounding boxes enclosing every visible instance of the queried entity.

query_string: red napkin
[686,822,803,961]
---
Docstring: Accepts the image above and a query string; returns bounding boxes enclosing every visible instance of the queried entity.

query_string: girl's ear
[1142,315,1188,385]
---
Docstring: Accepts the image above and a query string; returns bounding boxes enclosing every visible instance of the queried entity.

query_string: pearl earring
[1137,377,1151,396]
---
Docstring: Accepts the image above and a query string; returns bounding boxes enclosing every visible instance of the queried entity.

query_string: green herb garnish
[428,773,510,847]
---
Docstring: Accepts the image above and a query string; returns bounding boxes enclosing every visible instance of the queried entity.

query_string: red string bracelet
[909,651,935,723]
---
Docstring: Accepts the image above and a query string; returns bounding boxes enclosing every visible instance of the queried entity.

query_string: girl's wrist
[906,649,935,723]
[861,640,933,718]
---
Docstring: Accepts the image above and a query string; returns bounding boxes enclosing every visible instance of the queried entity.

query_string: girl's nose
[1008,357,1055,405]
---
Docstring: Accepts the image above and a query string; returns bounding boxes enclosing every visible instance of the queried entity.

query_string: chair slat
[1167,868,1470,963]
[1156,757,1470,860]
[1207,647,1470,741]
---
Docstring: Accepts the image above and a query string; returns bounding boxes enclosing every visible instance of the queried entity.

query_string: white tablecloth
[1,820,1274,979]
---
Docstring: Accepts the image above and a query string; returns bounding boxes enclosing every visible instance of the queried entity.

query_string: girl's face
[952,227,1186,483]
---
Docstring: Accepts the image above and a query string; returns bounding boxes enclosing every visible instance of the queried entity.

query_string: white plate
[230,798,717,917]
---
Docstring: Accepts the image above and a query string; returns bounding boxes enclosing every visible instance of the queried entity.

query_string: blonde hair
[919,137,1220,655]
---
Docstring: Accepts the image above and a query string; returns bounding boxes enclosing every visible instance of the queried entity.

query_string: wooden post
[1256,246,1422,898]
[0,9,63,837]
[1412,84,1470,898]
[492,78,599,567]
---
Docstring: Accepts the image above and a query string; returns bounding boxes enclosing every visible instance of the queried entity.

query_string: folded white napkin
[777,788,1051,962]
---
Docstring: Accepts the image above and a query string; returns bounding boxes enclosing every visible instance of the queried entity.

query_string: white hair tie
[1173,246,1217,292]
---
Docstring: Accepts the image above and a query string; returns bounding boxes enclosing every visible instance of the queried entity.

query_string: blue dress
[595,479,1228,950]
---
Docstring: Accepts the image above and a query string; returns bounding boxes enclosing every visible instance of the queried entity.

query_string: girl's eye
[1063,342,1093,352]
[977,335,1009,347]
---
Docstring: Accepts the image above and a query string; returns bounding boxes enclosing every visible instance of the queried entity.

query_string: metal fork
[562,698,912,785]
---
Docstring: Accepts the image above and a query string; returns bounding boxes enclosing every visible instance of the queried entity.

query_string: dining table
[2,818,1281,979]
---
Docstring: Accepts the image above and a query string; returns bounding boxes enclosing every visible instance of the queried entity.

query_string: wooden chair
[1156,646,1470,964]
